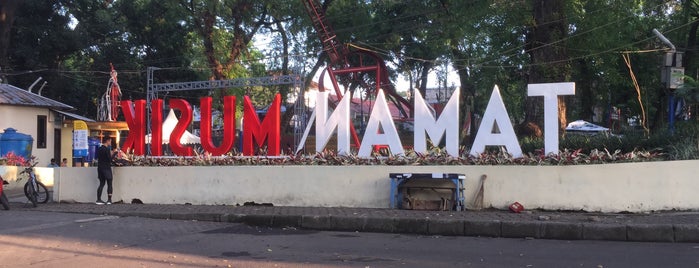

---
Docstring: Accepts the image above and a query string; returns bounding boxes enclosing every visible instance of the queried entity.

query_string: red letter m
[242,94,281,156]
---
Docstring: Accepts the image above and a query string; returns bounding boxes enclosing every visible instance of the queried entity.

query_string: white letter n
[315,91,351,155]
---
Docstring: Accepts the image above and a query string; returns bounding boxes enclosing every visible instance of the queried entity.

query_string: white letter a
[470,85,522,157]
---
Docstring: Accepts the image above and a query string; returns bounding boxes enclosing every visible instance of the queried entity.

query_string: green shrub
[560,134,625,154]
[664,121,699,159]
[518,120,699,160]
[519,136,543,154]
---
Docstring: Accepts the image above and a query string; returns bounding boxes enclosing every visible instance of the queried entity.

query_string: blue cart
[389,173,465,211]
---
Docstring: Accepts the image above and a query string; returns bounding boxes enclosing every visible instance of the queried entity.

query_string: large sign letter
[528,82,575,155]
[470,86,522,157]
[315,91,351,154]
[200,96,236,156]
[413,89,460,157]
[358,89,404,157]
[120,100,146,155]
[169,99,194,156]
[243,94,281,156]
[149,99,163,156]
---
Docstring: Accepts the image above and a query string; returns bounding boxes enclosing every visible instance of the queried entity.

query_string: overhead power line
[0,1,690,78]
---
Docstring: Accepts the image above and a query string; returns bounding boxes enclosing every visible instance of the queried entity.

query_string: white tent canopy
[145,109,201,144]
[565,120,609,132]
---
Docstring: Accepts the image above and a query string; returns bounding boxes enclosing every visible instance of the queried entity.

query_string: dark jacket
[97,144,113,169]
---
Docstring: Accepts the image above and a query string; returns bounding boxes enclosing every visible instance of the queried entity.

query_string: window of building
[37,115,47,148]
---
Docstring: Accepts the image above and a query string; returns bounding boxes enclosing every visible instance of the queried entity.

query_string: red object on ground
[509,202,524,213]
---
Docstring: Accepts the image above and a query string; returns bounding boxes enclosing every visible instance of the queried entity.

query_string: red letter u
[200,96,236,156]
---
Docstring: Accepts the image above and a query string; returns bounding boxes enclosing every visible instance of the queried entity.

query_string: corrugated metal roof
[0,83,73,110]
[52,109,95,122]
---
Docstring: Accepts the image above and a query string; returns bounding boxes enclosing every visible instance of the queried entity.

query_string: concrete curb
[464,220,501,237]
[96,210,699,243]
[674,224,699,242]
[20,201,699,243]
[627,224,674,242]
[582,223,627,241]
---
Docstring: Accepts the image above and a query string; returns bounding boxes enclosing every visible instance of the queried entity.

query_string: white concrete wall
[45,160,699,213]
[0,166,55,191]
[56,166,392,207]
[0,105,57,167]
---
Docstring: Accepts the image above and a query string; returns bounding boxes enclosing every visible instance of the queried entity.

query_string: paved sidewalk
[7,198,699,243]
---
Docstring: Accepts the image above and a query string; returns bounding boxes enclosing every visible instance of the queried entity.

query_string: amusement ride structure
[302,0,413,147]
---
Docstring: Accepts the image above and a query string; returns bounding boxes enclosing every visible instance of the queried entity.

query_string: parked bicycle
[19,161,49,207]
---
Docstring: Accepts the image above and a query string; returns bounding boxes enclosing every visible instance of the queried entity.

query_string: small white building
[0,83,77,167]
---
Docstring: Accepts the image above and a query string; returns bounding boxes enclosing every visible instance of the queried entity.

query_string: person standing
[61,158,68,167]
[48,158,58,167]
[96,137,116,205]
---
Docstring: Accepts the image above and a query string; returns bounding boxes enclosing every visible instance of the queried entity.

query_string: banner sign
[72,120,89,157]
[120,82,574,157]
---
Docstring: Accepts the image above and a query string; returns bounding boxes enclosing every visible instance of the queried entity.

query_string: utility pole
[653,29,684,134]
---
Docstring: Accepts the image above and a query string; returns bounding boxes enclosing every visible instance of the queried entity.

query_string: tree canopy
[0,0,697,140]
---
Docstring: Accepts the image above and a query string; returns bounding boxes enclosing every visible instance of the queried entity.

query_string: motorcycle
[0,174,9,210]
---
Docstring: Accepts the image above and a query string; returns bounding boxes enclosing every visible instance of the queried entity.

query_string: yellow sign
[73,120,88,131]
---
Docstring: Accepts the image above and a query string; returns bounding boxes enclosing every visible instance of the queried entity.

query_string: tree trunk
[277,19,295,135]
[450,44,477,145]
[190,0,260,81]
[199,9,225,80]
[576,59,594,121]
[685,14,698,80]
[525,0,570,134]
[418,61,432,98]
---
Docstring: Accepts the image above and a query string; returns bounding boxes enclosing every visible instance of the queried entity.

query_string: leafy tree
[366,0,449,96]
[440,0,530,143]
[3,0,83,106]
[567,0,680,131]
[0,0,19,82]
[65,0,205,116]
[2,0,698,145]
[183,0,271,81]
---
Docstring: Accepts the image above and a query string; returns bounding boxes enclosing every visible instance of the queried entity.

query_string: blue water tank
[0,128,34,159]
[86,137,101,163]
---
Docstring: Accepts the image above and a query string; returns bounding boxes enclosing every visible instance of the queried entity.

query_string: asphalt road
[0,210,698,268]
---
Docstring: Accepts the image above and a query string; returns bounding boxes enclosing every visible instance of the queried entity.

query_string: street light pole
[653,29,684,134]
